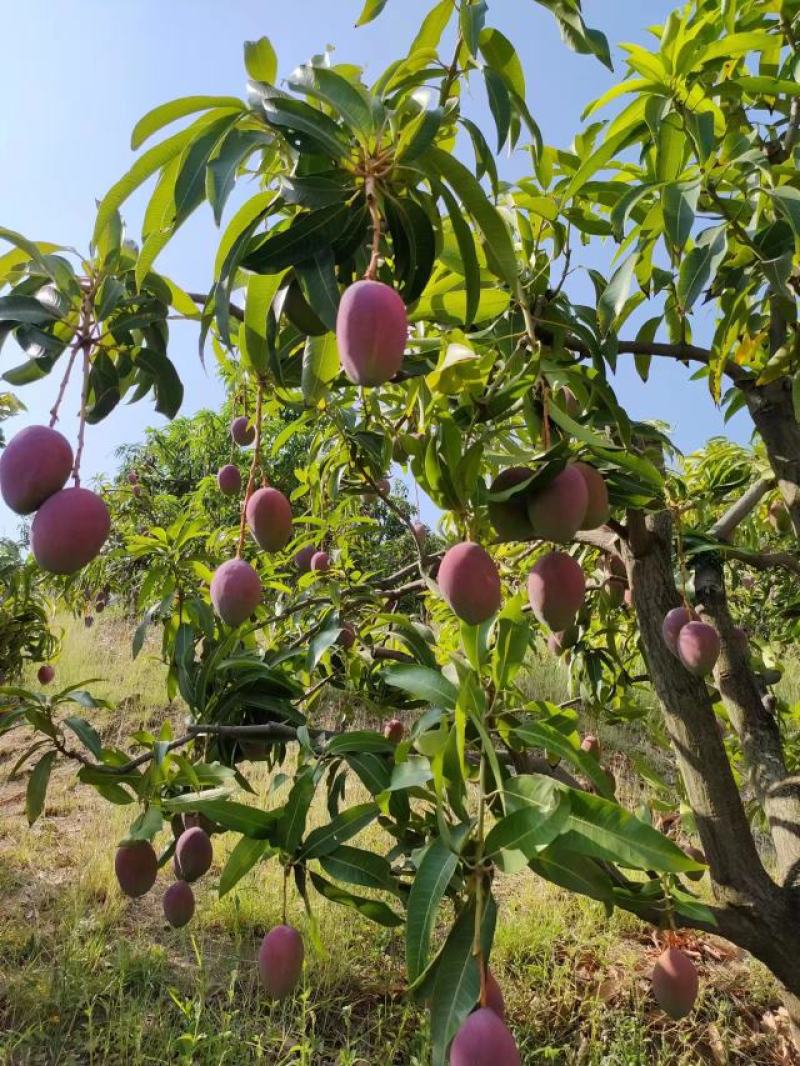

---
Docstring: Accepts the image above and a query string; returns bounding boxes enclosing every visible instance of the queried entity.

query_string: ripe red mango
[527,551,585,632]
[31,487,110,574]
[294,545,317,572]
[174,827,213,883]
[246,487,293,552]
[336,280,408,386]
[677,621,720,677]
[217,464,241,496]
[449,1007,521,1066]
[310,551,330,572]
[651,947,699,1019]
[573,462,610,529]
[527,465,588,542]
[0,425,74,515]
[210,558,262,625]
[37,664,55,685]
[488,467,535,542]
[438,542,502,625]
[661,606,695,656]
[163,880,195,928]
[258,924,304,1000]
[115,840,158,899]
[231,416,255,446]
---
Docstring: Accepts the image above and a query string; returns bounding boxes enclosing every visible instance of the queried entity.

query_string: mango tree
[2,0,800,1060]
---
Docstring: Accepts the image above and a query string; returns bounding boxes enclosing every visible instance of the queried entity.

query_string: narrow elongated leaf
[207,129,267,225]
[278,769,316,853]
[243,203,349,274]
[296,251,340,331]
[663,181,700,251]
[559,789,703,874]
[242,270,286,375]
[301,330,340,404]
[94,115,224,246]
[163,795,279,839]
[677,225,726,311]
[513,720,613,796]
[26,750,56,825]
[131,96,243,150]
[63,716,102,759]
[356,0,389,25]
[410,0,453,53]
[214,190,276,279]
[219,836,272,897]
[528,842,614,902]
[427,896,497,1066]
[319,845,399,895]
[484,795,571,871]
[438,184,480,327]
[383,664,458,708]
[771,186,800,238]
[261,98,349,160]
[291,66,374,135]
[298,802,379,859]
[562,126,641,202]
[0,295,60,325]
[310,871,403,926]
[597,254,638,335]
[423,147,518,286]
[406,838,459,982]
[483,67,511,151]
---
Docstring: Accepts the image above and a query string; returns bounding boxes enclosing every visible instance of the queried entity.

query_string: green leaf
[298,802,379,860]
[528,841,614,902]
[296,251,340,331]
[214,190,276,279]
[94,115,224,246]
[410,0,454,53]
[410,286,509,325]
[406,838,459,982]
[484,795,571,872]
[319,845,399,895]
[63,716,102,759]
[260,97,349,160]
[244,37,278,84]
[243,203,349,274]
[479,27,526,98]
[677,225,727,312]
[309,871,403,926]
[207,129,267,225]
[0,228,60,281]
[241,270,287,375]
[219,836,271,897]
[561,126,640,202]
[663,181,700,252]
[512,720,612,797]
[278,768,316,854]
[131,96,243,150]
[383,664,458,708]
[26,750,56,825]
[597,254,638,335]
[0,295,60,325]
[302,331,340,405]
[483,67,511,152]
[460,0,487,57]
[423,147,518,286]
[559,789,703,874]
[163,795,279,839]
[438,185,480,327]
[291,66,375,136]
[356,0,390,26]
[771,186,800,238]
[426,896,496,1066]
[326,731,394,756]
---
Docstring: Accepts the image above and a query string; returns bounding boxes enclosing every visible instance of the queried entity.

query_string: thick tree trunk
[744,377,800,535]
[621,509,800,1002]
[693,551,800,888]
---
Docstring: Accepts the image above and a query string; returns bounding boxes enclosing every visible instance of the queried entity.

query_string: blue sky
[0,1,749,536]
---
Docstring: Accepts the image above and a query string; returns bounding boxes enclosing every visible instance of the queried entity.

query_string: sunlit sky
[0,1,749,536]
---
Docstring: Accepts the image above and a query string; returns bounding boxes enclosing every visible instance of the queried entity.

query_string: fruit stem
[474,754,488,1004]
[48,343,80,429]
[236,380,265,558]
[72,342,91,487]
[364,175,382,281]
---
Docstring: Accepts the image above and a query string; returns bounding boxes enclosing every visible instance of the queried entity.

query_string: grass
[0,614,797,1064]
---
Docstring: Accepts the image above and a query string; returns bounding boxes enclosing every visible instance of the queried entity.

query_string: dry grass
[0,614,797,1064]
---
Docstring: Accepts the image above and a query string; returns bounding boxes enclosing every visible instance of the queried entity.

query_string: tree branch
[708,477,775,541]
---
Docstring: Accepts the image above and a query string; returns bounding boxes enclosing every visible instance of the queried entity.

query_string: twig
[72,342,91,487]
[708,477,775,542]
[48,344,80,428]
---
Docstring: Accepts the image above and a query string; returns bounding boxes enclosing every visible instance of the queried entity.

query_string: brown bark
[692,550,800,888]
[621,508,800,999]
[744,377,800,536]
